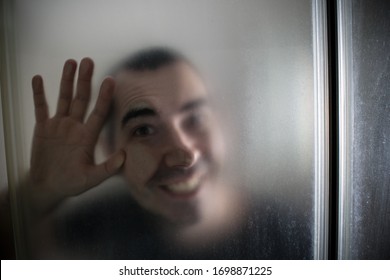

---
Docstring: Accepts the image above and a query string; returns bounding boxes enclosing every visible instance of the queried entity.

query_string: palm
[30,58,124,212]
[32,118,93,194]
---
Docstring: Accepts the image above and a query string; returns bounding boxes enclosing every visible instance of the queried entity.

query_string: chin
[158,200,203,226]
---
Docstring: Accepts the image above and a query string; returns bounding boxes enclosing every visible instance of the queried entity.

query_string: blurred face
[112,62,224,224]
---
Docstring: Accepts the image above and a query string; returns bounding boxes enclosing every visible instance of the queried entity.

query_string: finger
[85,77,115,141]
[56,59,77,117]
[70,57,94,121]
[32,75,49,123]
[86,150,125,188]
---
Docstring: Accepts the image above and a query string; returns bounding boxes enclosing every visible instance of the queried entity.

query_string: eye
[132,125,156,137]
[185,112,205,130]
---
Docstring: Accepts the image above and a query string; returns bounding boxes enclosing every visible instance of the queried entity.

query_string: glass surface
[6,0,318,259]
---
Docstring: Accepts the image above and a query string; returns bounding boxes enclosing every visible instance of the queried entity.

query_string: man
[27,48,249,258]
[16,47,313,259]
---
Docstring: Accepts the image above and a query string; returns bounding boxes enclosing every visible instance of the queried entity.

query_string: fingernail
[80,58,93,75]
[102,79,114,92]
[32,76,41,88]
[65,61,74,75]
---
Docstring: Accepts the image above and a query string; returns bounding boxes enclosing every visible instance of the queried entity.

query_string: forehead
[113,62,208,116]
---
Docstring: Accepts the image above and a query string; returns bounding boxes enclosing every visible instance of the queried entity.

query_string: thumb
[87,150,126,187]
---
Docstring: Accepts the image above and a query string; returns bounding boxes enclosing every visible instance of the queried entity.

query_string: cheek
[200,124,225,163]
[122,143,160,187]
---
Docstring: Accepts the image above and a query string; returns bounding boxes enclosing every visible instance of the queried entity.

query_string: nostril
[165,148,199,168]
[181,149,199,167]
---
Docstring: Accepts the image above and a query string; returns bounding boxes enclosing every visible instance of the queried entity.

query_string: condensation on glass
[2,0,328,259]
[338,0,390,259]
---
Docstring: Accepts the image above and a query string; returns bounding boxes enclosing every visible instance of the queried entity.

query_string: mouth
[159,175,203,198]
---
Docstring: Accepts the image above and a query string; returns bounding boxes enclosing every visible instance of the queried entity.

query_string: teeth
[165,178,199,194]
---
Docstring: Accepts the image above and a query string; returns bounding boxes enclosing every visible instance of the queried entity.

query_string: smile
[160,175,202,196]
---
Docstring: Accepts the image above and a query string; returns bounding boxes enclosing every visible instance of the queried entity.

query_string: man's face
[112,62,224,224]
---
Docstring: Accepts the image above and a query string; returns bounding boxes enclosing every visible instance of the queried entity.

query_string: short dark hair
[109,47,186,75]
[104,47,189,150]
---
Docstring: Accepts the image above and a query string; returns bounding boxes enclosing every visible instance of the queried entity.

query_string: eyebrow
[121,98,208,128]
[121,107,157,127]
[180,98,207,112]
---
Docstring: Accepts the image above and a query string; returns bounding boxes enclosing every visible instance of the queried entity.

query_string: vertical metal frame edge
[0,0,28,258]
[336,0,353,260]
[312,0,330,260]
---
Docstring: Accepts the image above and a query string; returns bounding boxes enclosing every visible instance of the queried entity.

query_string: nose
[163,126,199,168]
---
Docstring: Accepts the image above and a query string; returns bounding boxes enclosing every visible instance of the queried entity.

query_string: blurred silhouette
[16,47,309,259]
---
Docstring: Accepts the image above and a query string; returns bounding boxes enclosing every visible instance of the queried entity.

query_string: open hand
[29,58,125,214]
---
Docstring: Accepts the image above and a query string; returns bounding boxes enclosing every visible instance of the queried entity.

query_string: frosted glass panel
[6,0,320,259]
